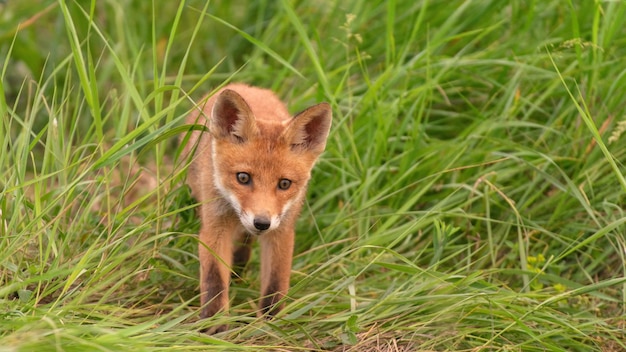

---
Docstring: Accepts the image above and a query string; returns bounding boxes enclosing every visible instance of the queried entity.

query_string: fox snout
[239,211,281,234]
[253,216,271,231]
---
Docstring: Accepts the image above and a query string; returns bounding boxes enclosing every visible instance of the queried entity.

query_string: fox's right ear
[210,89,257,142]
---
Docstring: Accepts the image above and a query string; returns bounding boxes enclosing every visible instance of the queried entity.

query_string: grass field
[2,0,626,351]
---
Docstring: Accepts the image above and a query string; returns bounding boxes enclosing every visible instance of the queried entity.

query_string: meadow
[1,1,626,351]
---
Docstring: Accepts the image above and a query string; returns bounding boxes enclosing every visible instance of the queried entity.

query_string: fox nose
[253,217,271,231]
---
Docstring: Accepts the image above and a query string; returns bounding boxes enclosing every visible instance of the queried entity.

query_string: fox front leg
[198,225,233,334]
[258,229,294,316]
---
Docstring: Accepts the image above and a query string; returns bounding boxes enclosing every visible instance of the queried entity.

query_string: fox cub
[181,83,332,333]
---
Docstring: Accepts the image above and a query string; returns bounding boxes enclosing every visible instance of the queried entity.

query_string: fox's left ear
[286,102,332,154]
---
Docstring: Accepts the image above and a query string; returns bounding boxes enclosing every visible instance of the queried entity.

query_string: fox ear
[210,89,257,142]
[285,102,332,154]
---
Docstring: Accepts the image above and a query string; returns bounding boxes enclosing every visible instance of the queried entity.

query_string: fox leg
[198,220,234,333]
[258,229,294,316]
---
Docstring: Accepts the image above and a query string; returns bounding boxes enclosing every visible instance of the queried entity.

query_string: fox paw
[201,324,228,335]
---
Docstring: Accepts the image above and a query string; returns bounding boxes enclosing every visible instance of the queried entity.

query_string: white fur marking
[240,211,256,233]
[211,139,242,215]
[281,186,306,219]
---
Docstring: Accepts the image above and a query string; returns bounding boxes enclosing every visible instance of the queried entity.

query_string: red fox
[181,83,332,333]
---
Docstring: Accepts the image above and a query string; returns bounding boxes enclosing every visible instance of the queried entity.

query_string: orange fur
[180,83,331,333]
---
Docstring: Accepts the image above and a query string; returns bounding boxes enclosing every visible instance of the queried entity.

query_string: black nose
[253,217,271,231]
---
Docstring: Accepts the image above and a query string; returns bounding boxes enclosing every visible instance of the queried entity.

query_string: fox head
[209,88,332,234]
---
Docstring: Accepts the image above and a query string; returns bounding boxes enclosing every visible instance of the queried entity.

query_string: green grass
[2,0,626,350]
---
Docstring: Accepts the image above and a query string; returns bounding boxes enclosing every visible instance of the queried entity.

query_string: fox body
[181,83,331,333]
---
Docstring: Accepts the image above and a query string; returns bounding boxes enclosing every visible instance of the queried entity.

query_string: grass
[1,0,626,350]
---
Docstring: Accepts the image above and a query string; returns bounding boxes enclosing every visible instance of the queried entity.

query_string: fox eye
[236,172,251,185]
[278,178,292,190]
